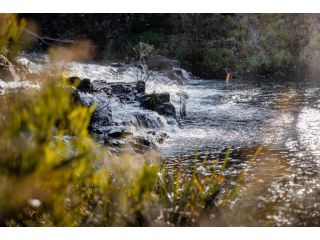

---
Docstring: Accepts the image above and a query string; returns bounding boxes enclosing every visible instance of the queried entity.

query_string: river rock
[89,107,113,133]
[107,127,132,138]
[78,78,93,93]
[140,92,176,118]
[134,113,164,129]
[157,102,176,117]
[133,136,157,152]
[97,82,142,103]
[136,81,145,94]
[68,77,93,93]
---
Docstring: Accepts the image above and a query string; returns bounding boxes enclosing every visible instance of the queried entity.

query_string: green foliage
[0,80,99,226]
[245,52,270,73]
[273,49,293,68]
[0,14,26,59]
[104,31,162,60]
[205,47,235,72]
[0,15,230,226]
[155,149,237,226]
[0,78,233,226]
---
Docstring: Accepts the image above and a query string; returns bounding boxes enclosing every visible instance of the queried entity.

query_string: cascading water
[8,53,320,226]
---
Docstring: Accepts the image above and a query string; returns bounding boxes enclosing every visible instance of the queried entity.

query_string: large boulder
[157,102,176,117]
[141,92,176,118]
[89,105,113,133]
[68,77,93,93]
[94,82,144,103]
[77,78,93,93]
[136,81,145,94]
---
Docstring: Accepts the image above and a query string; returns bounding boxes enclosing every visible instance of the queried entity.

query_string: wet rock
[166,68,190,83]
[141,92,169,107]
[134,136,157,152]
[136,81,145,94]
[157,92,170,103]
[107,83,138,102]
[107,127,132,138]
[110,84,130,95]
[91,81,144,103]
[157,102,176,117]
[134,113,164,129]
[89,107,113,133]
[141,92,176,118]
[105,138,128,147]
[147,130,156,135]
[67,76,80,84]
[166,71,183,83]
[146,55,185,83]
[68,77,93,93]
[172,68,185,78]
[78,78,93,93]
[156,132,169,143]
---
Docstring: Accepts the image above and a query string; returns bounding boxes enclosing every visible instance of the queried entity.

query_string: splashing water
[14,53,320,226]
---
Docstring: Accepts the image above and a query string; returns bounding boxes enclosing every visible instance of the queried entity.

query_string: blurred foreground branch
[24,28,75,46]
[0,53,20,81]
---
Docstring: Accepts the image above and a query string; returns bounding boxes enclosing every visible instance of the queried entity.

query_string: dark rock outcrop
[133,136,157,152]
[136,81,145,94]
[134,113,164,129]
[68,77,93,93]
[93,81,146,103]
[141,92,176,118]
[107,127,132,138]
[83,78,176,153]
[89,107,113,133]
[157,102,176,117]
[77,78,93,93]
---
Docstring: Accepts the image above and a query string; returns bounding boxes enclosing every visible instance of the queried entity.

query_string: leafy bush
[245,52,270,74]
[0,14,26,59]
[0,79,99,226]
[0,76,233,226]
[205,47,235,73]
[104,31,162,60]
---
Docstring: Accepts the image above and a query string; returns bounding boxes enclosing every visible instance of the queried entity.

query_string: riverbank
[1,51,320,226]
[22,14,320,80]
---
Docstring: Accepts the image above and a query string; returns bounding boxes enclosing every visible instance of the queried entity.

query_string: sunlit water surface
[14,54,320,226]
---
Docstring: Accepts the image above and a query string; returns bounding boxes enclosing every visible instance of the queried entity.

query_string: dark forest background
[22,14,320,79]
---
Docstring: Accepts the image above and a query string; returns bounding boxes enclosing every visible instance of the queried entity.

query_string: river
[11,54,320,226]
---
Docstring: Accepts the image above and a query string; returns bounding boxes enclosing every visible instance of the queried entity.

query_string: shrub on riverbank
[25,13,319,79]
[0,78,234,226]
